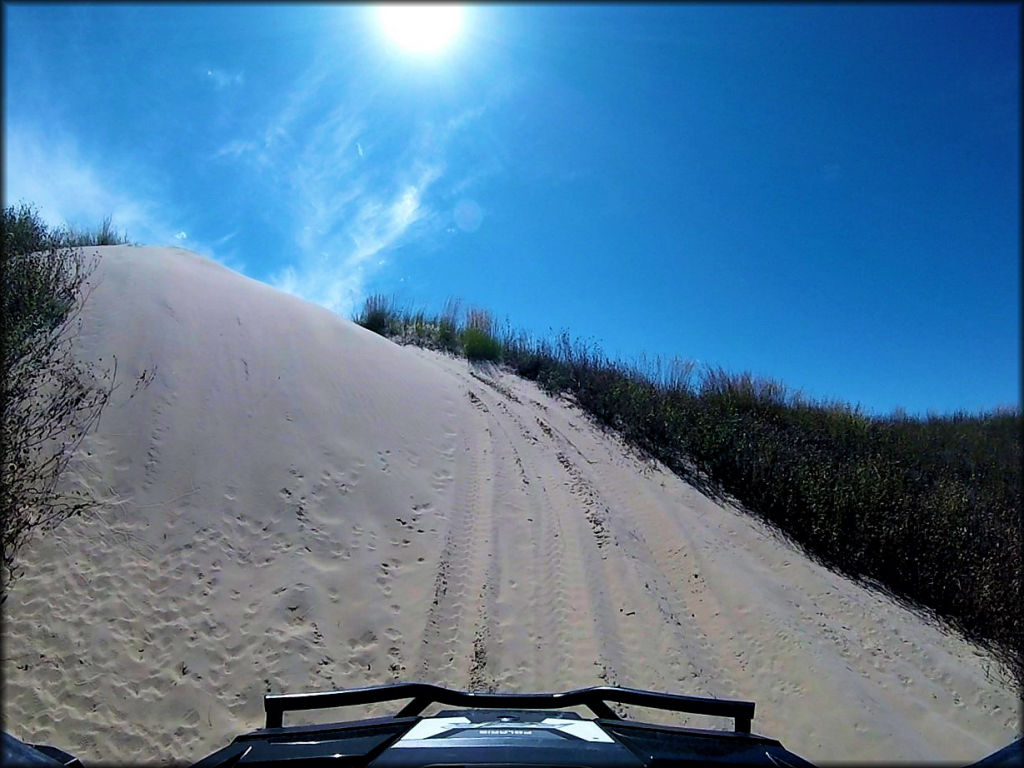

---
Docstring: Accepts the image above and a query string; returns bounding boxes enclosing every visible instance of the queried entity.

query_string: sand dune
[2,246,1017,764]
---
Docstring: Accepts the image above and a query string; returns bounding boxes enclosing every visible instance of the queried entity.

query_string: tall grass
[463,308,501,361]
[63,214,129,247]
[355,294,1023,689]
[3,204,130,252]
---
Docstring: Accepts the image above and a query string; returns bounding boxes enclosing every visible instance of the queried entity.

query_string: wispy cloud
[437,103,507,201]
[203,67,245,90]
[5,123,153,237]
[213,62,332,167]
[3,121,244,273]
[270,151,444,317]
[214,139,258,160]
[203,45,502,318]
[260,65,332,159]
[208,59,478,318]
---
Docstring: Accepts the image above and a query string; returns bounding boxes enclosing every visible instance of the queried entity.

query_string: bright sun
[377,4,464,55]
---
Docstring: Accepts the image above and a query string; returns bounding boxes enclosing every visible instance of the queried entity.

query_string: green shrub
[462,327,502,362]
[2,202,52,254]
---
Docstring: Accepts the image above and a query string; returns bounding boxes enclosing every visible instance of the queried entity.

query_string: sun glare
[377,4,464,55]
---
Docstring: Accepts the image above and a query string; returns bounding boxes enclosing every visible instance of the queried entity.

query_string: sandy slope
[2,247,1018,764]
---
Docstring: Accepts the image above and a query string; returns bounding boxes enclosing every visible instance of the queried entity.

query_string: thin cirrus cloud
[214,139,259,161]
[2,122,245,273]
[217,61,483,319]
[203,67,245,90]
[270,157,444,319]
[4,122,153,237]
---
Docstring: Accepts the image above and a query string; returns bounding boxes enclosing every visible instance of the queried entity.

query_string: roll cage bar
[264,682,755,734]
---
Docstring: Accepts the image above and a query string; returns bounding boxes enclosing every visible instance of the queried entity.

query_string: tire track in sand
[467,390,500,693]
[415,387,494,687]
[530,400,745,703]
[450,366,615,691]
[466,386,567,692]
[454,364,725,707]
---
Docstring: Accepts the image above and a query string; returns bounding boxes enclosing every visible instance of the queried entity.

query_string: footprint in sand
[431,469,453,491]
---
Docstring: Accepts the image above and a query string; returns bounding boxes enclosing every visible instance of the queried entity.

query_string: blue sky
[4,3,1019,416]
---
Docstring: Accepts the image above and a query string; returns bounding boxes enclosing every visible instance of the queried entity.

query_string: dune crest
[2,247,1017,764]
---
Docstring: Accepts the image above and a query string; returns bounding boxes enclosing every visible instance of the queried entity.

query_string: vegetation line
[355,293,1022,690]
